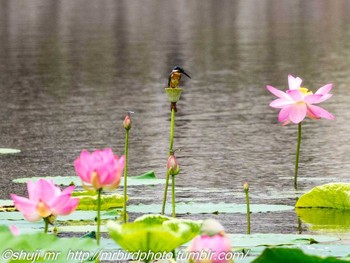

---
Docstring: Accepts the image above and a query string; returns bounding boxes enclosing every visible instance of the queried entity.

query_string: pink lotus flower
[11,179,79,222]
[189,234,232,263]
[74,148,125,191]
[267,74,335,125]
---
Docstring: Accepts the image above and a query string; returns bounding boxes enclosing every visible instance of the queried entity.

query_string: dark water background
[1,0,350,235]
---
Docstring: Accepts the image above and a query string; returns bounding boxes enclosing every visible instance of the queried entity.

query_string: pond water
[1,0,350,236]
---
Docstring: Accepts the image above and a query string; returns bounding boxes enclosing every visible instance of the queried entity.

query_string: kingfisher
[168,66,191,88]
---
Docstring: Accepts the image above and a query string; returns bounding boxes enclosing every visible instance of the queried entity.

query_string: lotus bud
[200,219,226,236]
[243,182,249,192]
[167,153,180,176]
[189,219,231,263]
[123,113,132,131]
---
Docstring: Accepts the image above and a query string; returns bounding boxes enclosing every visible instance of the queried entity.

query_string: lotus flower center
[299,87,313,95]
[36,200,51,218]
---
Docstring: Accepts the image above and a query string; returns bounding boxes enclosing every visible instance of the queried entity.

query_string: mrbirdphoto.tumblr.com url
[1,248,250,262]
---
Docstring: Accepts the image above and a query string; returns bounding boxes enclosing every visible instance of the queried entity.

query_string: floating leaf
[12,171,163,186]
[119,202,294,215]
[0,199,16,212]
[296,183,350,209]
[230,234,339,248]
[0,148,20,154]
[57,225,108,233]
[0,199,13,206]
[299,244,350,259]
[72,191,125,210]
[1,210,116,221]
[107,214,201,261]
[252,247,348,263]
[0,217,117,235]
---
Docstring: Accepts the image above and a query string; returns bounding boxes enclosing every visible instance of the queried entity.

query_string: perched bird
[168,66,191,88]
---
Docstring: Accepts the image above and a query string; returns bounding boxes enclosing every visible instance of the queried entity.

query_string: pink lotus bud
[167,154,180,176]
[189,220,231,263]
[200,219,226,236]
[123,114,132,130]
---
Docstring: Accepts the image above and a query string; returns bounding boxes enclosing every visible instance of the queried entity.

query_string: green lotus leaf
[296,183,350,209]
[252,247,348,263]
[134,214,172,225]
[0,199,16,212]
[0,192,124,212]
[300,244,350,259]
[0,148,21,154]
[72,191,125,211]
[12,171,163,186]
[164,219,202,243]
[107,215,201,260]
[0,228,97,263]
[230,233,339,248]
[1,210,116,221]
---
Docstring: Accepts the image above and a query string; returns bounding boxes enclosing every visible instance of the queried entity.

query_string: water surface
[1,0,350,234]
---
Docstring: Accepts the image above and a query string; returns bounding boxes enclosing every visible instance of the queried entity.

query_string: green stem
[245,189,250,234]
[123,130,129,223]
[169,107,175,154]
[172,175,176,218]
[161,107,176,214]
[44,217,49,234]
[294,123,302,190]
[161,172,170,215]
[96,189,102,246]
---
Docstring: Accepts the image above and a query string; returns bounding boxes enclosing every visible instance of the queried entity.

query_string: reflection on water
[296,208,350,232]
[1,0,350,233]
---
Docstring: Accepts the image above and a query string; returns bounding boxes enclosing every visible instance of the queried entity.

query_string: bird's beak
[183,71,191,79]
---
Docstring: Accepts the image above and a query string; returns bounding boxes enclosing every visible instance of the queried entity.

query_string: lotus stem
[123,129,129,223]
[294,122,302,190]
[96,188,102,246]
[244,183,250,234]
[161,174,169,215]
[172,175,176,218]
[44,217,49,234]
[161,107,176,214]
[169,106,175,153]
